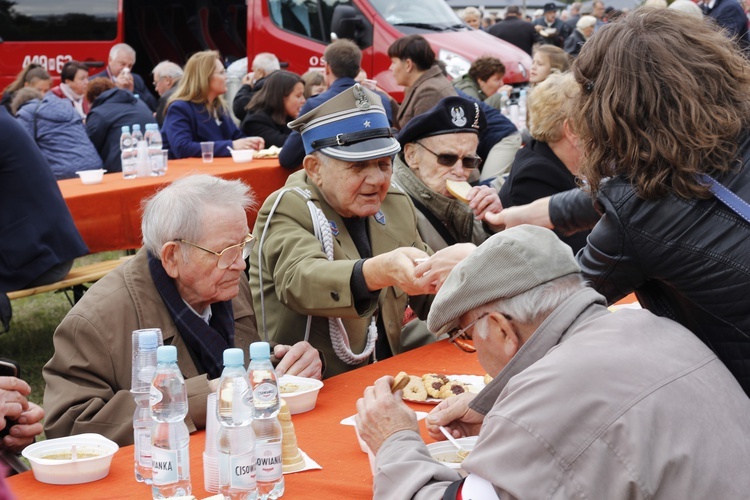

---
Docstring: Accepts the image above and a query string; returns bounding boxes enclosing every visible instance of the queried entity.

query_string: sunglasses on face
[416,142,482,170]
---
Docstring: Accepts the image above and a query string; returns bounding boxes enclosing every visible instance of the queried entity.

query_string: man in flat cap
[394,96,502,251]
[249,84,434,377]
[533,3,571,47]
[355,226,750,499]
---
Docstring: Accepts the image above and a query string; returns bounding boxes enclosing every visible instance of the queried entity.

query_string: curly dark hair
[572,8,750,200]
[468,56,505,83]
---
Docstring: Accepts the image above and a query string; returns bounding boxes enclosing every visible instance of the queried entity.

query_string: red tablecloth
[8,340,481,498]
[59,158,293,254]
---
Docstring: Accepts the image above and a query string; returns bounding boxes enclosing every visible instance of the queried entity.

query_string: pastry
[438,381,468,400]
[390,371,410,393]
[403,375,428,402]
[422,373,449,398]
[484,373,493,386]
[279,399,305,472]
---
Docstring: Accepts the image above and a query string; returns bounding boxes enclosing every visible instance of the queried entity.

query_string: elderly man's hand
[466,185,503,222]
[484,197,554,231]
[273,342,322,380]
[414,243,475,293]
[355,376,419,455]
[363,247,433,296]
[0,377,44,453]
[115,70,135,92]
[425,392,483,441]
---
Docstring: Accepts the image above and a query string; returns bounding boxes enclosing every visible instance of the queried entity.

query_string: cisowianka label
[255,441,282,481]
[149,386,163,407]
[253,382,278,404]
[151,448,178,484]
[220,451,257,490]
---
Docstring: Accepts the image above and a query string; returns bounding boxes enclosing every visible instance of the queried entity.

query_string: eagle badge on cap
[451,106,467,127]
[353,84,371,110]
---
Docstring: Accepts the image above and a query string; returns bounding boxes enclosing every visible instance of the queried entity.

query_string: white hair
[109,43,136,61]
[152,61,184,80]
[251,53,281,74]
[642,0,668,7]
[461,6,482,19]
[141,175,256,258]
[475,274,587,336]
[668,0,703,19]
[576,15,598,30]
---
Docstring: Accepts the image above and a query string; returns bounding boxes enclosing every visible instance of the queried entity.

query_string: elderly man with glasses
[43,175,321,446]
[394,96,503,251]
[356,226,750,499]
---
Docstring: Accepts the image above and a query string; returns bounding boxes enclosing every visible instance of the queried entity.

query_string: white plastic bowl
[229,148,255,163]
[22,433,119,485]
[426,436,478,470]
[75,169,106,184]
[278,374,323,414]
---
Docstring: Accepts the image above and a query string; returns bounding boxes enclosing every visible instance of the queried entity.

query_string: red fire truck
[0,0,530,101]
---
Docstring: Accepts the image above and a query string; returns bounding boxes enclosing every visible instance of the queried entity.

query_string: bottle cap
[223,348,245,366]
[250,342,271,360]
[138,329,159,350]
[133,124,141,131]
[156,345,177,363]
[121,125,130,133]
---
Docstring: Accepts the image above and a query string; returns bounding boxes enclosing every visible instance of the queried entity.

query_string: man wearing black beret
[393,96,503,251]
[533,3,572,48]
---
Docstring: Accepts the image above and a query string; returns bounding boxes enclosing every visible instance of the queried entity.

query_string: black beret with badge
[396,96,486,148]
[543,2,557,12]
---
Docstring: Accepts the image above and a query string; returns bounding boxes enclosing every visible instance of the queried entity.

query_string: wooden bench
[7,256,133,304]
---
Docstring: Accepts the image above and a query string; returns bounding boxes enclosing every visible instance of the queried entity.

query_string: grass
[1,252,126,408]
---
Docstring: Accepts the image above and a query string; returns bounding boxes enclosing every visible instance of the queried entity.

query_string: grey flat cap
[427,225,581,334]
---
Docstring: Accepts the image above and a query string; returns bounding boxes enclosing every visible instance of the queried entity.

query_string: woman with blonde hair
[1,64,52,113]
[529,45,570,84]
[499,72,588,252]
[162,50,264,159]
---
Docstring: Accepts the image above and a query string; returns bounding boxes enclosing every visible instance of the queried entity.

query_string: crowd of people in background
[5,1,750,496]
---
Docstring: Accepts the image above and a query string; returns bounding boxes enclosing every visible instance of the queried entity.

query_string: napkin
[285,449,322,474]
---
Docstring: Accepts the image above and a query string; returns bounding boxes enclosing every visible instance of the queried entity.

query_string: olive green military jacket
[250,170,433,377]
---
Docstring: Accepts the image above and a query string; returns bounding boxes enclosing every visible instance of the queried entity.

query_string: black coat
[232,76,267,122]
[0,107,88,292]
[499,139,588,252]
[564,29,587,57]
[577,134,750,396]
[488,17,539,55]
[240,110,291,148]
[85,88,155,172]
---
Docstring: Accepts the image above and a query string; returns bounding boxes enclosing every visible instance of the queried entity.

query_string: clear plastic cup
[203,452,220,493]
[201,141,214,163]
[205,393,219,457]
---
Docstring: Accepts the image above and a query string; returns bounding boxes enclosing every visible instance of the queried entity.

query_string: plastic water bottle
[132,329,160,484]
[499,91,510,117]
[132,123,144,144]
[150,346,191,499]
[517,89,527,130]
[218,348,258,500]
[248,342,284,500]
[120,125,137,179]
[147,124,166,176]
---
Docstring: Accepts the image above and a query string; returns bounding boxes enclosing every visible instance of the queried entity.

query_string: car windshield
[369,0,464,29]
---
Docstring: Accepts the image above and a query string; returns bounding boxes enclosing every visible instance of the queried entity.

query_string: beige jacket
[374,288,750,499]
[396,65,456,129]
[43,249,258,446]
[250,170,433,377]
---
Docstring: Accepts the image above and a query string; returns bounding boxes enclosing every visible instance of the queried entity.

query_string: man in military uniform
[250,85,434,377]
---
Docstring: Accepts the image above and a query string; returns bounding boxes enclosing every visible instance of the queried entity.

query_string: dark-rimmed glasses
[416,142,482,170]
[174,233,255,269]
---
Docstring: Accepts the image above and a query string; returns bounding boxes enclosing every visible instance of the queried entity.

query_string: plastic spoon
[438,426,469,459]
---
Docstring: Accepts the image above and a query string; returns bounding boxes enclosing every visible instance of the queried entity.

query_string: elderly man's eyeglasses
[447,311,513,352]
[174,233,255,269]
[416,142,482,170]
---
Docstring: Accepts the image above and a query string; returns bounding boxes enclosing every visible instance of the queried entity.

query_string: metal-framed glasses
[174,233,255,269]
[447,312,488,353]
[416,142,482,170]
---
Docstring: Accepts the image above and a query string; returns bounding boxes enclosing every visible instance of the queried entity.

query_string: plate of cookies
[401,373,492,404]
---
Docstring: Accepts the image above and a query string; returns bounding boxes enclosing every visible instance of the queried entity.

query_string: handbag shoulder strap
[699,173,750,225]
